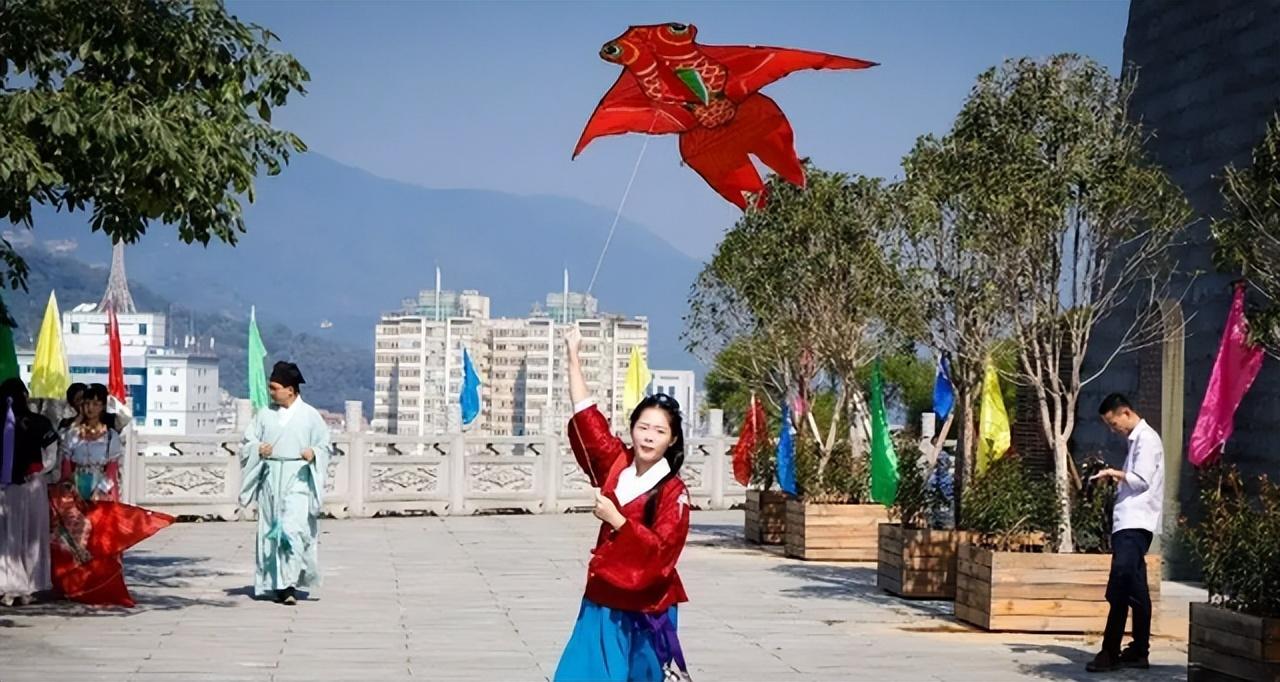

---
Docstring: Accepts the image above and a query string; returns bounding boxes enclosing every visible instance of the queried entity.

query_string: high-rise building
[372,274,650,436]
[16,243,221,435]
[647,369,698,434]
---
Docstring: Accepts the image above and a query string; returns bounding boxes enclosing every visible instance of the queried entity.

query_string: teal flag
[870,359,900,505]
[460,347,482,426]
[248,306,269,411]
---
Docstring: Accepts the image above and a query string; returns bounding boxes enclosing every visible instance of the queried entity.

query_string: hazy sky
[227,0,1129,259]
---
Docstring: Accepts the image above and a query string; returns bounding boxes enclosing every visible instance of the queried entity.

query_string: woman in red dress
[50,384,173,607]
[554,328,692,682]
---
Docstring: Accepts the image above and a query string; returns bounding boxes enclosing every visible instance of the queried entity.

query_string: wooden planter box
[955,544,1162,632]
[877,524,972,599]
[784,500,888,561]
[744,490,788,545]
[1188,602,1280,682]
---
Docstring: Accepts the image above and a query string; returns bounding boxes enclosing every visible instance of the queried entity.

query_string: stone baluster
[344,400,366,518]
[707,408,726,509]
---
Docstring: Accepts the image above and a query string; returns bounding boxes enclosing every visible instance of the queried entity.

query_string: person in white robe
[238,361,331,605]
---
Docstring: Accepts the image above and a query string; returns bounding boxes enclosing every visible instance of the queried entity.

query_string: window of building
[71,323,80,334]
[170,368,178,376]
[169,419,178,427]
[139,323,148,335]
[153,419,162,427]
[171,386,179,393]
[154,368,162,376]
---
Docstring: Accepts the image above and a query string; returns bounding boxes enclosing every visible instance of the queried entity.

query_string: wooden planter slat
[1188,602,1280,681]
[784,500,887,561]
[954,544,1162,633]
[876,524,972,599]
[744,490,787,545]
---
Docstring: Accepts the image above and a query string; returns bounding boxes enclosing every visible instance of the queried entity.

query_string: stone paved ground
[0,511,1198,681]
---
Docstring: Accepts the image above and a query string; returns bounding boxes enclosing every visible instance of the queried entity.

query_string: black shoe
[1118,645,1149,669]
[1086,650,1121,673]
[280,587,297,606]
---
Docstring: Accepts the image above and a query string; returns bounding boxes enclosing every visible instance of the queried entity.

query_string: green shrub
[961,453,1062,551]
[1183,466,1280,617]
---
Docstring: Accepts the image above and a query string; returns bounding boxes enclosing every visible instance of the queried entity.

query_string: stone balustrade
[122,404,743,520]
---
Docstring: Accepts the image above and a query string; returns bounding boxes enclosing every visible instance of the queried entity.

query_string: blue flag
[776,404,797,495]
[933,354,956,422]
[460,347,482,426]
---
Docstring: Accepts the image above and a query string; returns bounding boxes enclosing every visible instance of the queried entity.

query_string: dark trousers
[1103,529,1154,655]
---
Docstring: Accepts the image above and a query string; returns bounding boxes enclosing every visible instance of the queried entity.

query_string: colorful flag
[1189,283,1264,468]
[248,306,269,411]
[107,308,127,402]
[976,361,1011,473]
[933,353,955,422]
[732,394,767,486]
[30,291,70,399]
[459,346,482,426]
[622,345,651,416]
[0,323,19,382]
[776,404,797,495]
[870,359,900,505]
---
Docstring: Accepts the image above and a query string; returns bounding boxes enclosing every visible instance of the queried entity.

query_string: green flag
[0,323,18,382]
[869,358,900,506]
[248,306,269,411]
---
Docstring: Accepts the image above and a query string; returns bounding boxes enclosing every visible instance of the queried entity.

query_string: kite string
[585,112,660,296]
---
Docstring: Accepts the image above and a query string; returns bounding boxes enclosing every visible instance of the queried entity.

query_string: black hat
[270,361,305,389]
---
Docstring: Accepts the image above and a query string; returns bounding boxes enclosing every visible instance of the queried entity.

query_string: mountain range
[10,153,709,411]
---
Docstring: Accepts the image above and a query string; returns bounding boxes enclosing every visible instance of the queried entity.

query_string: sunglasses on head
[650,393,680,411]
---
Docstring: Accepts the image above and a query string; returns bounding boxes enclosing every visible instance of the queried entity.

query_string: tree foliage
[1212,111,1280,357]
[948,55,1192,551]
[0,0,309,322]
[686,167,910,497]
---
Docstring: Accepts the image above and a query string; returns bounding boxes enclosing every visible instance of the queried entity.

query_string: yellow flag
[976,361,1011,473]
[622,345,651,417]
[30,291,70,399]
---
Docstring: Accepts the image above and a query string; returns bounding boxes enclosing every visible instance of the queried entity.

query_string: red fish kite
[573,23,876,209]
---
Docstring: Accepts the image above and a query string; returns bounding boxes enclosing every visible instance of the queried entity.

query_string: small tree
[686,168,908,491]
[951,55,1193,551]
[0,0,309,323]
[1212,111,1280,356]
[893,133,1011,476]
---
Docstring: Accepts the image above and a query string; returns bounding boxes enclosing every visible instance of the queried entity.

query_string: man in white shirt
[1086,393,1165,673]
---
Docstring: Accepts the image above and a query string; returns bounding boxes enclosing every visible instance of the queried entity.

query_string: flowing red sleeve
[591,481,691,591]
[567,405,629,487]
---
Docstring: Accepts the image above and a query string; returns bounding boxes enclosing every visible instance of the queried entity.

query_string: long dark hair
[630,393,687,526]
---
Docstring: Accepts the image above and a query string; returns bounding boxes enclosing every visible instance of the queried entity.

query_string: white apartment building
[373,279,650,436]
[647,369,698,434]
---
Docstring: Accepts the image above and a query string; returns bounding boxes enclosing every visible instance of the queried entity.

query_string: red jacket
[567,405,690,614]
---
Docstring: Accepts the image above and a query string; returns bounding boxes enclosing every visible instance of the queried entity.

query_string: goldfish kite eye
[600,42,623,60]
[667,23,689,33]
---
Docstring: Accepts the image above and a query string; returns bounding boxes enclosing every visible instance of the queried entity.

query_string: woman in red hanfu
[51,384,173,607]
[554,328,693,682]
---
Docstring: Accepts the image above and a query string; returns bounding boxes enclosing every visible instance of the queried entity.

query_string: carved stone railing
[122,430,744,520]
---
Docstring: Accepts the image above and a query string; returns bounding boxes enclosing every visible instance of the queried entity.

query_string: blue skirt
[554,598,679,682]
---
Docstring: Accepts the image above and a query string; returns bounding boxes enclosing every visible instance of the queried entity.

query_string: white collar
[1127,419,1150,443]
[276,398,305,426]
[614,457,671,507]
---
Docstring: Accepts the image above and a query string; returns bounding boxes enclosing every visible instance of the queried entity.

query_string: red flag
[732,395,767,486]
[107,308,126,402]
[1188,283,1265,468]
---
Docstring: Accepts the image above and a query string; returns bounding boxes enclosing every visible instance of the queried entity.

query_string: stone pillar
[235,399,253,433]
[344,400,366,518]
[707,408,724,437]
[344,400,363,433]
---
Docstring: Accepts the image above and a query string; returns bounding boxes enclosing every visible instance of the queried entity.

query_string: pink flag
[1188,284,1265,468]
